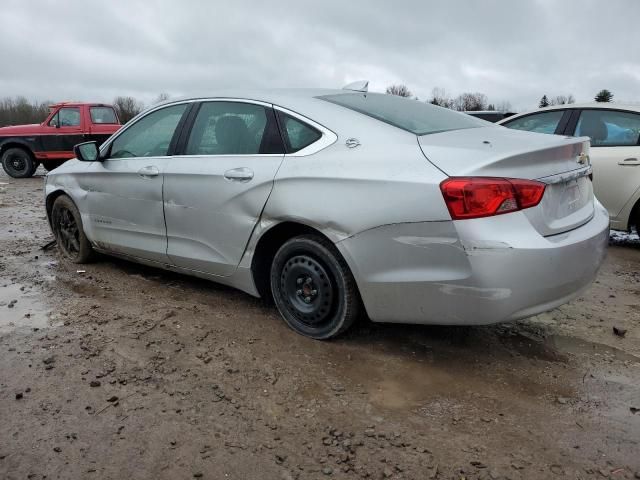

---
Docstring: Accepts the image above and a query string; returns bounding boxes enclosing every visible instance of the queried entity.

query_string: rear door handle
[138,165,159,177]
[618,158,640,166]
[224,167,254,182]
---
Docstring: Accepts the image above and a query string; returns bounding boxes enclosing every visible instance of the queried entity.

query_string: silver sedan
[45,84,609,339]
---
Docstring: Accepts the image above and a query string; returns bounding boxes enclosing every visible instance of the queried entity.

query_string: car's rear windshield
[317,92,489,136]
[90,106,118,124]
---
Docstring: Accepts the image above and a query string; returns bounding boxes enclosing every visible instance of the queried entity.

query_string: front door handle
[138,165,159,178]
[224,167,254,182]
[618,158,640,166]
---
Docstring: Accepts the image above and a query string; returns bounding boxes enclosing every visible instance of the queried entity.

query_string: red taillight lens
[440,177,546,220]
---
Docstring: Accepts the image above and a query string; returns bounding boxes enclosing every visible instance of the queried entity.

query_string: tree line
[0,88,617,127]
[386,85,616,112]
[0,93,169,127]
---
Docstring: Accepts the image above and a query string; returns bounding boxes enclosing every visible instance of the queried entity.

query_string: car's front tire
[51,195,95,263]
[1,147,36,178]
[270,235,360,339]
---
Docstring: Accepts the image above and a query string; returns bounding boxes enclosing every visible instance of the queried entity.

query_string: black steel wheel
[51,195,95,263]
[1,147,36,178]
[270,235,360,339]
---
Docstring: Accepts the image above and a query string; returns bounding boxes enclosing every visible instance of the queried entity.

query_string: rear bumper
[337,201,609,325]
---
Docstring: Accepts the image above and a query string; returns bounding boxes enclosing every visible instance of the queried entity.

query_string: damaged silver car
[45,84,609,339]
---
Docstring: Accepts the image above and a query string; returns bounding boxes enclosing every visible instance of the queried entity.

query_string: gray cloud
[1,0,638,111]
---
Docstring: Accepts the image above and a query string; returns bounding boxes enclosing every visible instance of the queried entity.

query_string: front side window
[502,110,565,134]
[185,102,282,155]
[109,104,187,159]
[276,112,321,153]
[90,107,118,124]
[49,107,81,127]
[318,92,488,136]
[575,109,640,146]
[58,108,81,127]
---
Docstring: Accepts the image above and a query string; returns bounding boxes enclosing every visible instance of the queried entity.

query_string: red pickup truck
[0,102,121,178]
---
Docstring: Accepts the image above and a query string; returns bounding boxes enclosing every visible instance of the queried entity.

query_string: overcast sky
[1,0,638,111]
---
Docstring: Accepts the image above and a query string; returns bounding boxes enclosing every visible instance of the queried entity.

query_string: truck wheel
[1,147,36,178]
[43,160,65,172]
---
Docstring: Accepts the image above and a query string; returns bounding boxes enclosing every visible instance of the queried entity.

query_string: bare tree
[386,84,413,98]
[113,96,144,124]
[154,92,170,104]
[429,87,454,109]
[0,97,51,127]
[549,95,575,106]
[453,92,488,111]
[495,100,513,112]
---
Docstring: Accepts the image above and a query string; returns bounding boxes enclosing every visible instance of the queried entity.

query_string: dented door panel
[163,155,284,276]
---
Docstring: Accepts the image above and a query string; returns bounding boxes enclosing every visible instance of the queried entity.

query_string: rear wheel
[51,195,95,263]
[1,147,36,178]
[270,235,360,339]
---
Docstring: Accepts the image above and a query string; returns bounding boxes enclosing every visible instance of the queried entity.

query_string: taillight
[440,177,546,220]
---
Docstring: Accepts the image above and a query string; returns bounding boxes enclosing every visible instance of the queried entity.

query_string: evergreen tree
[539,95,549,108]
[594,89,613,102]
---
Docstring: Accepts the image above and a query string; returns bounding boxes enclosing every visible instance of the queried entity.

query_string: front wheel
[1,147,36,178]
[51,195,95,263]
[270,235,360,339]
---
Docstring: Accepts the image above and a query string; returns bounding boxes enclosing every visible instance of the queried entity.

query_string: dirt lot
[1,170,639,480]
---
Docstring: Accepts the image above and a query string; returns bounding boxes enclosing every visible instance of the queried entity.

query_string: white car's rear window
[318,92,489,136]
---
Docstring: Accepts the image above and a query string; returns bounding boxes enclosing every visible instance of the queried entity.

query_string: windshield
[317,92,489,136]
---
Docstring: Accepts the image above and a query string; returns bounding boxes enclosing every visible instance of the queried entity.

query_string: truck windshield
[90,107,118,124]
[317,92,489,136]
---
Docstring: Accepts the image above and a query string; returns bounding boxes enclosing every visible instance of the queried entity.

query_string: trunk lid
[419,126,594,236]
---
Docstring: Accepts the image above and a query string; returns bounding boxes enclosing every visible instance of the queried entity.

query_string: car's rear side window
[90,107,118,124]
[276,111,321,153]
[317,92,488,136]
[185,102,283,155]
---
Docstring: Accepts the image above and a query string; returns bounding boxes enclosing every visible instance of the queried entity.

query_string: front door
[80,103,189,263]
[163,101,285,276]
[42,107,84,153]
[570,109,640,222]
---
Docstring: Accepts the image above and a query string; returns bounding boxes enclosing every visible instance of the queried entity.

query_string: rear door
[81,103,189,262]
[566,108,640,222]
[163,100,285,276]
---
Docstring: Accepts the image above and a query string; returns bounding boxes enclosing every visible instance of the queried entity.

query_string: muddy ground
[0,170,639,480]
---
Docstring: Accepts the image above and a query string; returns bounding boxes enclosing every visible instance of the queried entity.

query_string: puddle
[0,283,56,333]
[545,335,639,363]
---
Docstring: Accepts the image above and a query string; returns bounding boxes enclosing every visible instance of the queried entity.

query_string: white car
[498,103,640,232]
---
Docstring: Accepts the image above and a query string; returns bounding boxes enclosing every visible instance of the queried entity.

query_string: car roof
[150,89,423,140]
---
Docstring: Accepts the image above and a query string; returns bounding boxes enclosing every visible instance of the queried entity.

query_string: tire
[270,234,360,339]
[43,160,65,172]
[51,195,95,263]
[1,147,36,178]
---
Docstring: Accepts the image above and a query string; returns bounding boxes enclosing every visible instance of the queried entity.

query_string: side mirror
[74,141,100,162]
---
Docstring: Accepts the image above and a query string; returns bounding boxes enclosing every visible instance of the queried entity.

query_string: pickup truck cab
[0,102,121,178]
